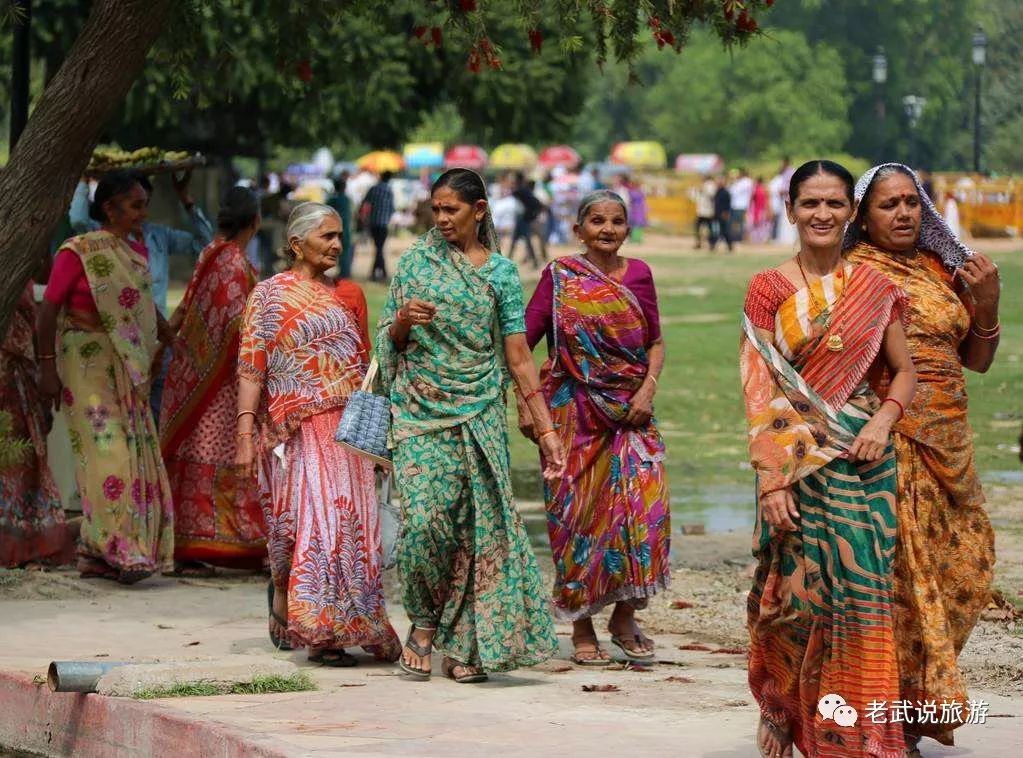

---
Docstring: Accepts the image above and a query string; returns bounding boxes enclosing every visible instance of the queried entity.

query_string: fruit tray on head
[86,147,207,176]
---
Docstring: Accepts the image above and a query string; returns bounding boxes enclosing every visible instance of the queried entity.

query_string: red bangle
[882,397,905,420]
[522,388,543,403]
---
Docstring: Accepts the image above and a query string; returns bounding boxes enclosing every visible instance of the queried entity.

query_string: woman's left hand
[624,384,654,427]
[538,431,566,481]
[959,253,1001,309]
[847,416,892,462]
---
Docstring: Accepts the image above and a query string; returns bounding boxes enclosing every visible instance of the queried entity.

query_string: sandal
[757,716,793,758]
[116,567,152,585]
[442,657,488,684]
[267,581,293,651]
[569,637,612,667]
[609,634,655,660]
[308,649,358,667]
[397,625,433,680]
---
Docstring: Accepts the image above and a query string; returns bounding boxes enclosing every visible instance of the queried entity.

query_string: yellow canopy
[609,141,667,169]
[490,143,538,170]
[356,150,405,173]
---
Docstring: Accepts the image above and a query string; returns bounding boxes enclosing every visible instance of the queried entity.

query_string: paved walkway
[1,575,1020,756]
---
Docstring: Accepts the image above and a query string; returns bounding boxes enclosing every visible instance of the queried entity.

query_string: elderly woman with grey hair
[236,202,401,666]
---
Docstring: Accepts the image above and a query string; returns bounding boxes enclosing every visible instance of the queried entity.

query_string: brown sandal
[442,657,488,684]
[398,625,433,680]
[570,637,612,667]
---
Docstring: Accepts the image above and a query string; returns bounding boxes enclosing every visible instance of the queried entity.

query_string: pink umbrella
[538,145,581,170]
[443,144,488,170]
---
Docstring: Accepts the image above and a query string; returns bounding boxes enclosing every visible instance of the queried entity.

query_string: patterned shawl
[60,231,158,386]
[160,239,257,457]
[843,162,974,270]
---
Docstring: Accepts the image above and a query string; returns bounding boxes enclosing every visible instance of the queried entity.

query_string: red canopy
[443,144,488,170]
[538,145,581,169]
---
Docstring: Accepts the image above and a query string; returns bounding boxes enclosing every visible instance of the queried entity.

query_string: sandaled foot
[398,625,434,680]
[570,637,612,667]
[116,566,152,585]
[363,631,402,663]
[267,582,293,651]
[308,648,358,667]
[757,716,792,758]
[167,560,216,578]
[78,557,117,580]
[607,615,655,659]
[442,657,487,684]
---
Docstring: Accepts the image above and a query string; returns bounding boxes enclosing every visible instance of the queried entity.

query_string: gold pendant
[827,334,845,352]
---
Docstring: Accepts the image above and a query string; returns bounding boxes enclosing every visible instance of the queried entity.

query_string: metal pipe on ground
[47,661,130,693]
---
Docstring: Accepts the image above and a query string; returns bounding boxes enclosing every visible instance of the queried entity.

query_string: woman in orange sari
[845,163,1000,755]
[741,161,916,758]
[160,187,265,570]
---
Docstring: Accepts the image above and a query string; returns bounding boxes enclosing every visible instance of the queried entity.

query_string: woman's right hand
[38,364,63,413]
[397,298,437,327]
[235,435,258,480]
[760,487,800,532]
[539,431,567,481]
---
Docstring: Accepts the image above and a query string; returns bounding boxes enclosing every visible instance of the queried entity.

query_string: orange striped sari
[741,263,906,757]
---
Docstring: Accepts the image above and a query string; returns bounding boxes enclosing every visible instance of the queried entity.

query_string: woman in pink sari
[523,190,669,665]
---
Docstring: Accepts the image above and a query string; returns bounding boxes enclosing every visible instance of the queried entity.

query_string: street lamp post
[903,95,926,167]
[872,47,888,161]
[972,26,987,174]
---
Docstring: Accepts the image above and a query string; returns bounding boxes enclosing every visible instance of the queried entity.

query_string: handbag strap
[362,356,379,392]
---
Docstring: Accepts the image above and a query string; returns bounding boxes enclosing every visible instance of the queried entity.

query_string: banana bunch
[87,146,195,173]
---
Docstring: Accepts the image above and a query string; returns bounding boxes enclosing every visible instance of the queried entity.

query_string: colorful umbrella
[490,143,538,171]
[609,141,667,170]
[674,153,724,175]
[403,142,445,170]
[538,145,581,170]
[356,150,405,174]
[443,144,488,170]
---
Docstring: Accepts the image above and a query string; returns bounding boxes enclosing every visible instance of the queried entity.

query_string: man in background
[362,171,395,282]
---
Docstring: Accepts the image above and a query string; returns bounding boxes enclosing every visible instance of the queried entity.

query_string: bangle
[970,325,1001,340]
[236,410,257,420]
[523,388,543,403]
[881,397,905,420]
[647,374,658,386]
[972,319,1000,334]
[538,429,558,441]
[236,431,254,438]
[37,353,56,360]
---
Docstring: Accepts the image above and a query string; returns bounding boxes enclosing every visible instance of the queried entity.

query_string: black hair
[217,186,260,239]
[430,168,489,243]
[788,160,855,206]
[89,169,145,223]
[136,174,153,195]
[380,171,394,182]
[849,164,918,246]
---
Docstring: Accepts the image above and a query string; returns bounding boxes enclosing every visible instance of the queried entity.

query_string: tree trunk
[0,0,173,335]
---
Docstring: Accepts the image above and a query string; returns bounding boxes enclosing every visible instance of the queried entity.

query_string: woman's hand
[38,362,63,413]
[538,431,566,481]
[397,298,437,328]
[761,488,799,532]
[958,253,1000,312]
[847,415,892,462]
[517,402,537,442]
[624,383,654,427]
[235,434,258,479]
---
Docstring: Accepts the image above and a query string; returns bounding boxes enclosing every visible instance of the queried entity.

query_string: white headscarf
[843,162,973,271]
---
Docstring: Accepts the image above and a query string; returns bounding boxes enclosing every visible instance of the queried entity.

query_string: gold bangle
[236,410,257,420]
[538,429,558,440]
[236,431,254,438]
[648,374,658,386]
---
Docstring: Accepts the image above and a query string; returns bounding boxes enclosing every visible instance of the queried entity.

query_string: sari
[533,255,670,620]
[377,228,557,672]
[740,262,906,758]
[0,285,69,567]
[239,271,398,653]
[847,242,994,745]
[55,231,174,577]
[160,239,265,568]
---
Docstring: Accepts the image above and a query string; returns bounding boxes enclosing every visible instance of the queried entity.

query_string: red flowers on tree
[296,60,312,83]
[529,28,543,54]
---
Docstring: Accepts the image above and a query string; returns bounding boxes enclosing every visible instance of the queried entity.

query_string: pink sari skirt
[261,408,399,653]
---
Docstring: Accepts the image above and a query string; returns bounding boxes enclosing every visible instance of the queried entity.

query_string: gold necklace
[796,254,846,352]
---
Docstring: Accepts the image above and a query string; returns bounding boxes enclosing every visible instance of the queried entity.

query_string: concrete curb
[0,670,295,757]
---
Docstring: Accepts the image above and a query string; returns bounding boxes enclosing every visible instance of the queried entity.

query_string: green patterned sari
[377,228,557,672]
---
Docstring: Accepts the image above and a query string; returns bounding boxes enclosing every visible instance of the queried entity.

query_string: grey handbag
[335,356,392,468]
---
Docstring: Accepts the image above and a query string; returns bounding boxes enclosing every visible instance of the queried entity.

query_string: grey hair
[576,189,628,225]
[283,202,340,260]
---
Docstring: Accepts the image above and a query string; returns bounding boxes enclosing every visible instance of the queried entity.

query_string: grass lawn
[169,240,1023,529]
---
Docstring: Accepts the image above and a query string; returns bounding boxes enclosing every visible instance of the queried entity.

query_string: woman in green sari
[377,168,566,683]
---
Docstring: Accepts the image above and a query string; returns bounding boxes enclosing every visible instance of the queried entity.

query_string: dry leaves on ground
[581,684,620,693]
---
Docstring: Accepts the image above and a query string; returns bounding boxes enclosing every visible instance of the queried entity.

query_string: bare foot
[269,584,288,640]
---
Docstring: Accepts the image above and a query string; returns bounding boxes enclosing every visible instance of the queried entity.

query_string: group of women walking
[1,156,1000,755]
[743,160,1000,758]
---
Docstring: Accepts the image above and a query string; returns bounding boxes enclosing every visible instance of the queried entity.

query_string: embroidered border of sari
[741,274,905,757]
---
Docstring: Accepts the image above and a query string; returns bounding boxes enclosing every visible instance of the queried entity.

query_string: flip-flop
[569,637,613,667]
[116,567,152,585]
[308,649,358,667]
[610,634,655,660]
[397,625,433,680]
[267,581,293,651]
[442,658,488,684]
